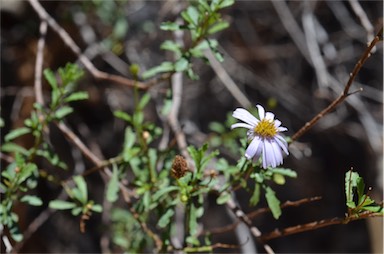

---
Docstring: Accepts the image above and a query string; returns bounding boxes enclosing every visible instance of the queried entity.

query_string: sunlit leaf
[20,195,43,206]
[138,93,151,110]
[43,68,57,88]
[4,127,31,142]
[216,192,231,205]
[49,200,77,210]
[250,183,261,206]
[91,204,103,213]
[160,21,181,31]
[265,186,281,219]
[157,208,174,228]
[73,176,88,203]
[114,110,132,123]
[174,57,189,72]
[208,21,229,34]
[106,165,120,203]
[160,40,182,55]
[142,61,174,79]
[64,91,89,102]
[54,106,73,119]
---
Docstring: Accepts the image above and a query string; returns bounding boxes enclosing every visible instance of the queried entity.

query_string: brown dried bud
[171,155,188,179]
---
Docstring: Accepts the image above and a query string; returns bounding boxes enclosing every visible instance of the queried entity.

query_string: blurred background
[1,0,383,253]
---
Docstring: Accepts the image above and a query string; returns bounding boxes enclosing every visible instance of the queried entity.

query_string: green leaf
[250,183,261,206]
[346,201,356,209]
[91,204,103,213]
[71,207,82,216]
[64,91,89,102]
[211,0,234,9]
[133,111,144,127]
[138,93,151,110]
[43,68,57,88]
[345,170,359,205]
[113,18,128,40]
[106,165,120,203]
[142,191,151,211]
[174,57,189,72]
[356,176,365,200]
[160,40,182,55]
[123,147,140,162]
[265,186,281,219]
[208,121,225,134]
[187,67,199,80]
[358,195,375,207]
[218,0,235,9]
[54,106,73,119]
[269,168,297,178]
[4,127,31,142]
[273,173,286,185]
[152,186,179,202]
[182,6,199,26]
[123,126,136,149]
[18,163,38,183]
[73,176,88,203]
[198,0,211,12]
[9,225,23,242]
[188,203,198,236]
[157,208,175,228]
[20,195,43,206]
[142,61,174,79]
[148,148,157,180]
[216,192,231,205]
[362,205,383,213]
[114,110,132,123]
[49,200,77,210]
[208,21,229,34]
[59,63,84,86]
[160,21,181,31]
[213,50,224,62]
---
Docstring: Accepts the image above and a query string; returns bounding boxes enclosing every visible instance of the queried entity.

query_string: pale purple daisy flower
[231,104,289,169]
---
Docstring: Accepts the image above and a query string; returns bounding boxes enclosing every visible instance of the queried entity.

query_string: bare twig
[348,0,375,47]
[302,2,329,88]
[225,197,275,254]
[205,196,322,235]
[27,0,148,90]
[34,20,47,105]
[271,0,311,64]
[291,28,382,141]
[261,211,383,242]
[204,48,252,108]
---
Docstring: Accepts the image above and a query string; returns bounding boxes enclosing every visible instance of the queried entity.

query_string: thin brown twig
[291,28,382,141]
[260,211,383,242]
[205,196,322,235]
[27,0,150,90]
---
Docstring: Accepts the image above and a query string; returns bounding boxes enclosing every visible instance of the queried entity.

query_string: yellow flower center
[254,119,277,138]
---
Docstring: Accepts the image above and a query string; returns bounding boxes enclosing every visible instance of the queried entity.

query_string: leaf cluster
[142,0,234,80]
[1,63,88,242]
[345,170,383,216]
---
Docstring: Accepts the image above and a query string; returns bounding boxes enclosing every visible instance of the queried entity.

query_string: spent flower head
[231,104,289,169]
